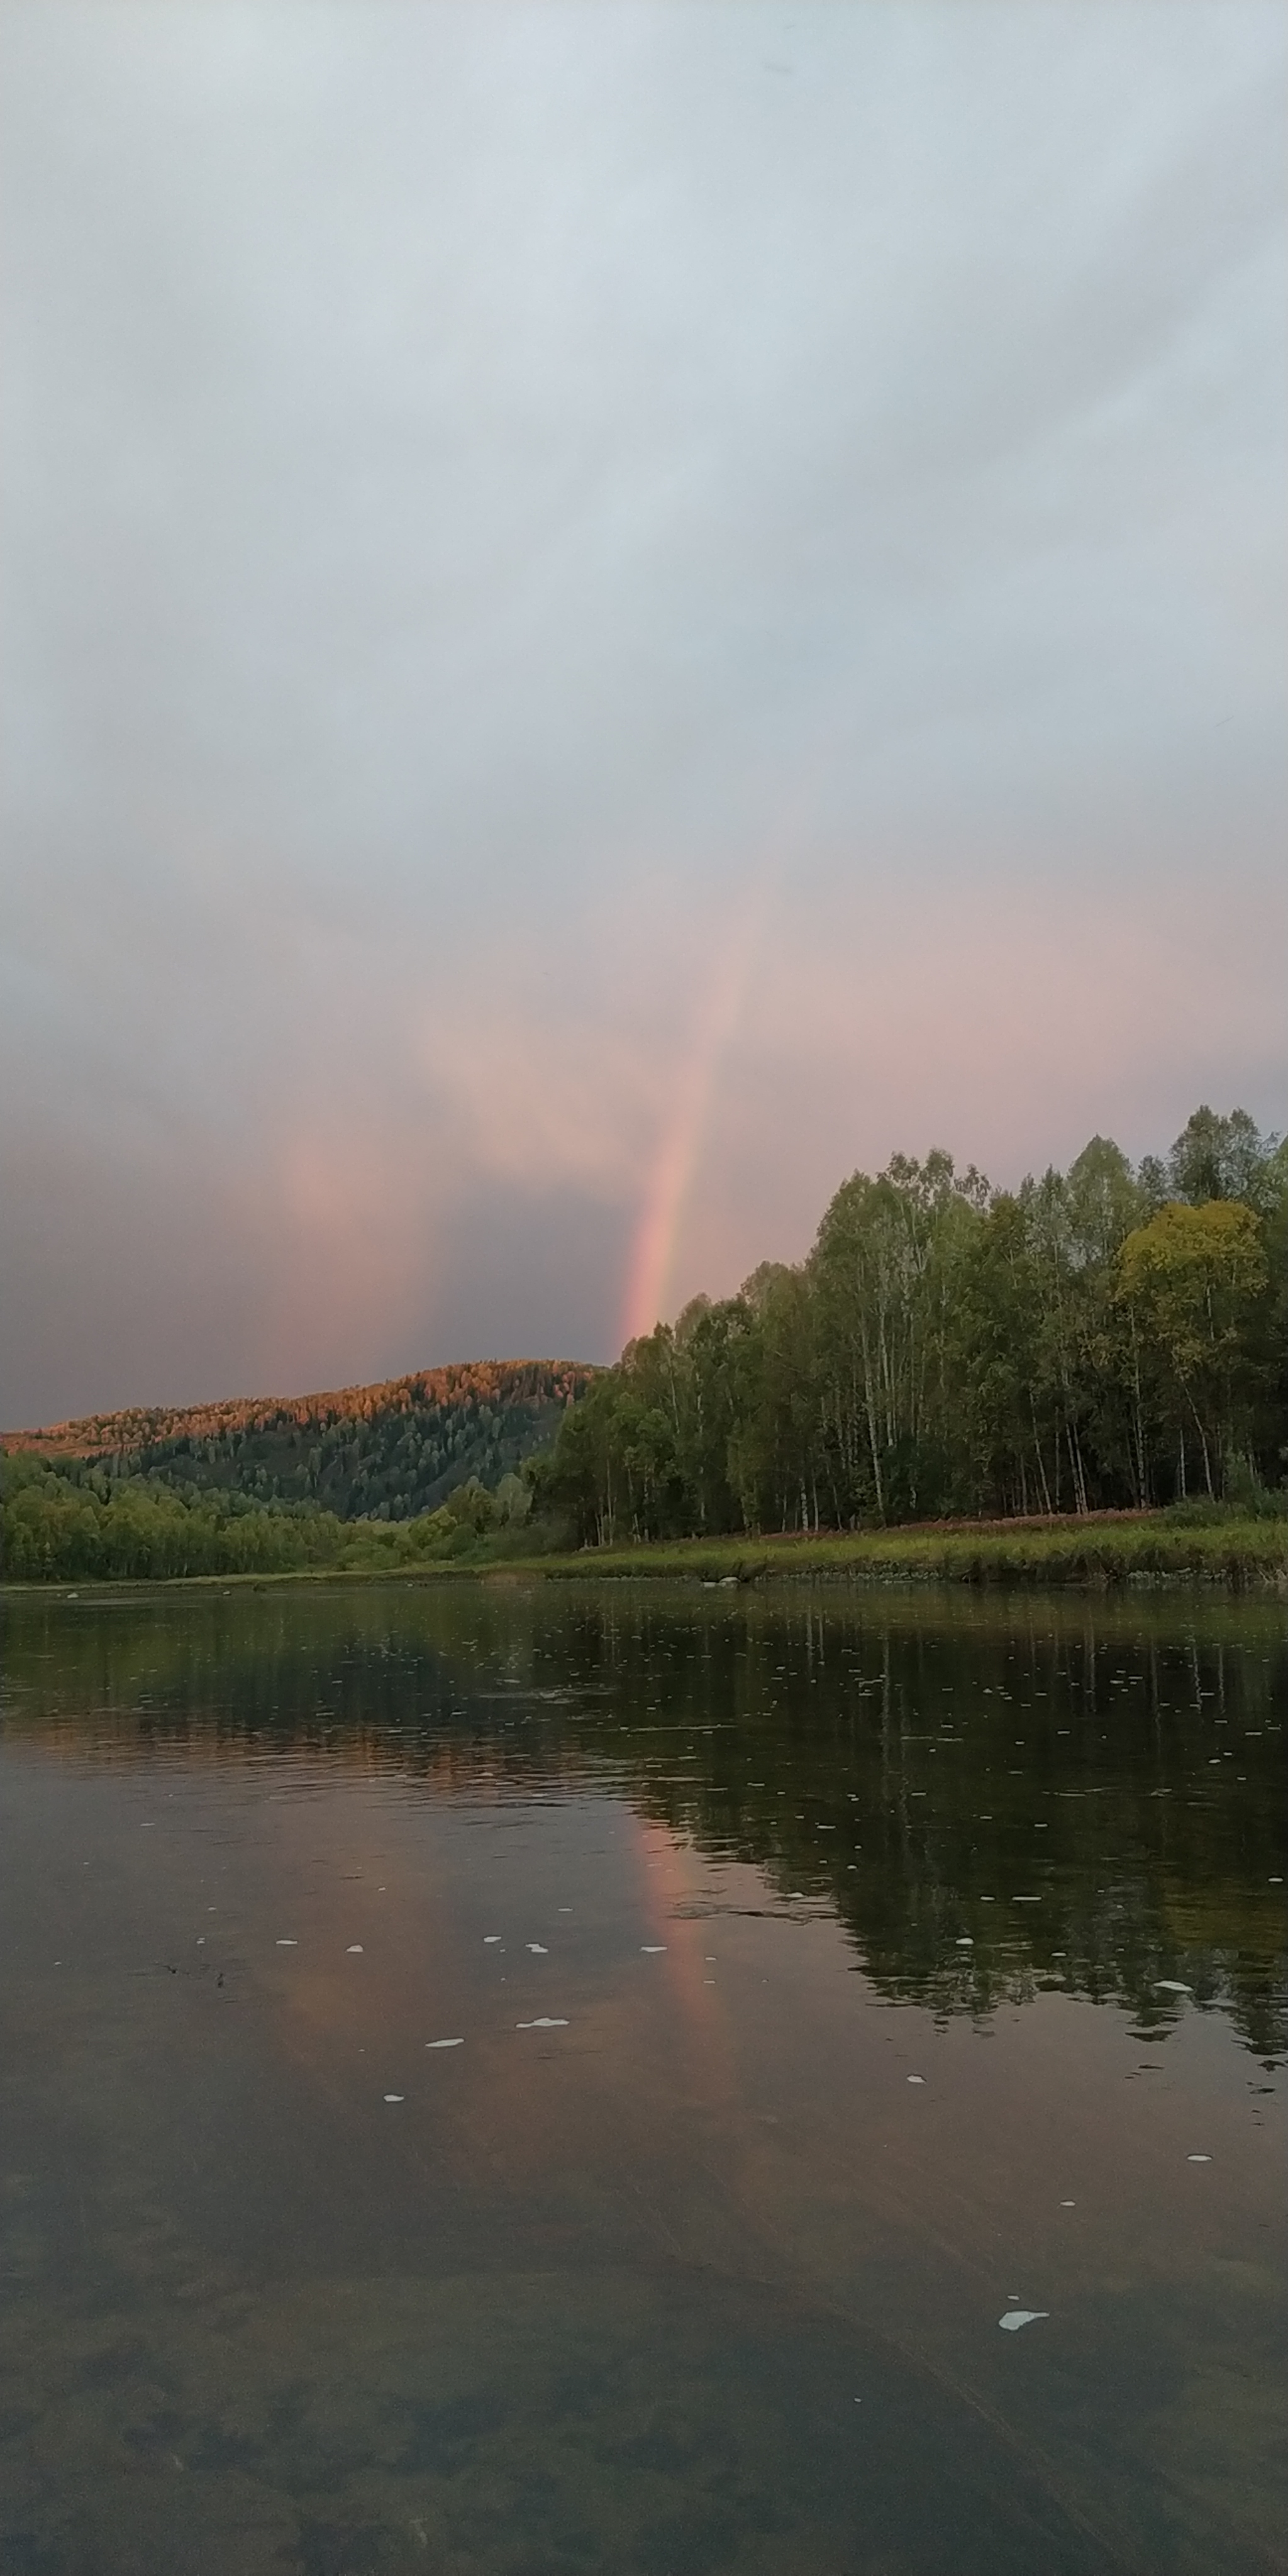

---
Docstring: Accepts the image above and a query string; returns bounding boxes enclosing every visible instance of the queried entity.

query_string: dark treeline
[539,1107,1288,1546]
[6,1360,592,1524]
[2,1359,594,1580]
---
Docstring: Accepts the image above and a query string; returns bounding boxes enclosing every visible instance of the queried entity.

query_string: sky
[2,1,1285,1426]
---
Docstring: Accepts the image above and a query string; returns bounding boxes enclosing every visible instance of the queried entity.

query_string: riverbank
[4,1508,1285,1595]
[525,1511,1288,1590]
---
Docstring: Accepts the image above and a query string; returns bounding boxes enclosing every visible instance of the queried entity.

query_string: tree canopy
[537,1107,1287,1545]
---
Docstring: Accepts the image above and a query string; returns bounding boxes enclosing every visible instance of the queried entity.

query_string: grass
[513,1508,1288,1591]
[4,1507,1284,1597]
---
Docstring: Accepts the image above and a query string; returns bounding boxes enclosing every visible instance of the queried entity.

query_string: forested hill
[5,1360,596,1523]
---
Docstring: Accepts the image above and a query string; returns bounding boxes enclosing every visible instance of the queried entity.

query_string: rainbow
[619,869,775,1348]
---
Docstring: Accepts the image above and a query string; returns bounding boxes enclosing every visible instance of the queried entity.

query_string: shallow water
[0,1580,1284,2576]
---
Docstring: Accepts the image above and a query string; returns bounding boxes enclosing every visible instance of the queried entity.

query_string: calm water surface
[1,1581,1284,2576]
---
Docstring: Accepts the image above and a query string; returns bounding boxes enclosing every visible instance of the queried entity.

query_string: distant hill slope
[4,1359,597,1522]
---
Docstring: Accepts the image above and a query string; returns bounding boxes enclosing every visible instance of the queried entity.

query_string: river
[1,1580,1284,2574]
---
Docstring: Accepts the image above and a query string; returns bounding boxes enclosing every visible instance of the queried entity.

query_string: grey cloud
[1,3,1284,1419]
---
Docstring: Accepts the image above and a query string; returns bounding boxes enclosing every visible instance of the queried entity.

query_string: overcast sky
[2,1,1285,1424]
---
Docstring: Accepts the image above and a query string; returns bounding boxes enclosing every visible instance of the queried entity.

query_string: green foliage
[0,1448,552,1586]
[1117,1201,1269,1498]
[0,1453,345,1582]
[541,1107,1287,1546]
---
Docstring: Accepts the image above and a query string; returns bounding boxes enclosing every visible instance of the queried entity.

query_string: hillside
[4,1359,596,1522]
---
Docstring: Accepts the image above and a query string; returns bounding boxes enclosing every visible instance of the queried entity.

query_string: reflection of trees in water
[3,1584,1284,2060]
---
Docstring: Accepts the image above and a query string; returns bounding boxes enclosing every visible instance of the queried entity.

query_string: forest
[4,1360,592,1521]
[0,1446,542,1584]
[535,1106,1287,1546]
[0,1358,591,1582]
[3,1105,1284,1584]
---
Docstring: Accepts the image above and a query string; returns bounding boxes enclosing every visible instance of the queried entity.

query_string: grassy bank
[520,1510,1288,1590]
[5,1507,1284,1596]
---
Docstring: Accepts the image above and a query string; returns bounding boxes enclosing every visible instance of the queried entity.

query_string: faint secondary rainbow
[619,870,774,1349]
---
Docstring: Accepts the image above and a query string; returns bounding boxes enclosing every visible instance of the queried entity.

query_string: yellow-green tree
[1116,1201,1269,1496]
